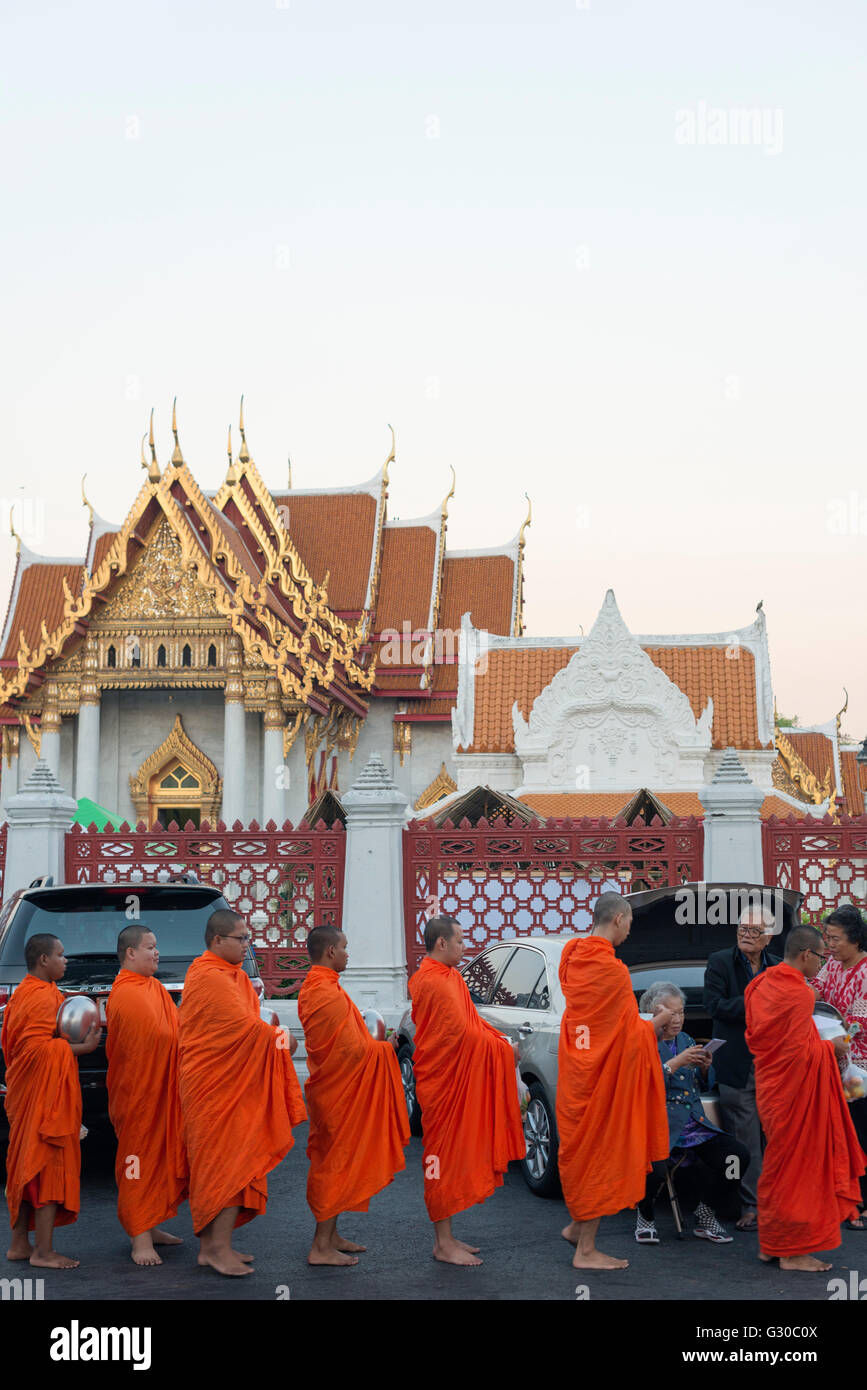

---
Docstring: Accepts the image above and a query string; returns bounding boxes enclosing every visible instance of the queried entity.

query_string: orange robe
[1,975,81,1230]
[745,961,865,1256]
[556,936,669,1222]
[105,970,189,1237]
[408,956,525,1223]
[178,951,306,1234]
[298,964,410,1221]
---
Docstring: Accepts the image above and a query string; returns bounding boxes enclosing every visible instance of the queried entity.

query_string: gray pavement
[6,1128,864,1303]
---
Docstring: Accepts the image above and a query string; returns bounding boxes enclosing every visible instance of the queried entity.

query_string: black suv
[0,878,264,1141]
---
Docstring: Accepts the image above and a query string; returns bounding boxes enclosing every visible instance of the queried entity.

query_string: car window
[491,947,547,1009]
[629,965,706,990]
[1,888,230,963]
[462,946,514,1005]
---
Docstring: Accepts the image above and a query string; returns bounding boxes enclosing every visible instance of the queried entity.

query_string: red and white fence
[65,818,345,998]
[762,813,867,923]
[402,814,705,974]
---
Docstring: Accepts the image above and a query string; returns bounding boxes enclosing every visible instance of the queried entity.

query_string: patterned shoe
[635,1212,660,1244]
[693,1202,733,1244]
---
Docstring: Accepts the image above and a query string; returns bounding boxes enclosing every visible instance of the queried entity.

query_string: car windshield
[629,964,706,990]
[2,886,226,962]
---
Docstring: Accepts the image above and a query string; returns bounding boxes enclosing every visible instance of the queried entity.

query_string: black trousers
[850,1095,867,1210]
[638,1133,752,1222]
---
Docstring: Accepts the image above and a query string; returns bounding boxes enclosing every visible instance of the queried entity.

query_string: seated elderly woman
[635,981,750,1246]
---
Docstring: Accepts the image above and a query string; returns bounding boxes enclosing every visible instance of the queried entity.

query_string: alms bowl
[363,1009,386,1040]
[56,994,100,1043]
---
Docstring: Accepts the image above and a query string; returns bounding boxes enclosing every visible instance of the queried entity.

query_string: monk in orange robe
[408,915,525,1266]
[178,908,306,1277]
[746,924,865,1272]
[105,924,189,1266]
[3,934,100,1268]
[298,926,410,1266]
[557,892,671,1270]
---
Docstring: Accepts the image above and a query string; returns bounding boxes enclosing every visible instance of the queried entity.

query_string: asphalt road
[5,1127,864,1303]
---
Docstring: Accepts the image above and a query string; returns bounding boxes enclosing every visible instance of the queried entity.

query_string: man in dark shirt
[703,907,782,1230]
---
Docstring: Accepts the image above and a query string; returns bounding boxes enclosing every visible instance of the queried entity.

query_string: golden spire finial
[238,395,250,464]
[441,464,456,521]
[171,397,184,465]
[81,473,94,526]
[287,455,292,490]
[143,410,160,482]
[226,424,239,485]
[383,423,395,488]
[9,505,21,556]
[518,492,532,548]
[836,688,849,737]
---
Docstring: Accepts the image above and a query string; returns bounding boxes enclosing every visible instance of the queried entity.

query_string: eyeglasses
[808,949,828,961]
[737,927,769,937]
[222,933,252,944]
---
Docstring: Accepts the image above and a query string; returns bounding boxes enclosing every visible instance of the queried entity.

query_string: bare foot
[433,1238,483,1266]
[308,1247,359,1266]
[455,1239,481,1253]
[30,1251,80,1268]
[197,1249,253,1276]
[572,1248,628,1270]
[779,1255,832,1272]
[6,1240,33,1261]
[561,1222,579,1246]
[758,1251,776,1263]
[736,1210,758,1230]
[332,1236,366,1253]
[131,1238,162,1267]
[152,1229,183,1247]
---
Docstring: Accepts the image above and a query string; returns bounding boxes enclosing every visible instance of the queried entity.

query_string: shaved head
[117,923,150,965]
[424,915,458,953]
[25,933,61,972]
[785,924,823,960]
[306,925,343,962]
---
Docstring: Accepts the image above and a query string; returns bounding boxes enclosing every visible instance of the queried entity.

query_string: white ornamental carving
[513,590,713,791]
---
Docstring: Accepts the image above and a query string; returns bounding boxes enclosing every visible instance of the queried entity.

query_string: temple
[0,407,527,826]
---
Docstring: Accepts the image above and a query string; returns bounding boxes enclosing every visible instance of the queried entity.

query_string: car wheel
[397,1044,423,1137]
[521,1082,561,1198]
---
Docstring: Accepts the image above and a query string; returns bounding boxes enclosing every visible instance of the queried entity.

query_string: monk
[105,925,188,1266]
[557,892,671,1270]
[3,934,100,1268]
[408,915,525,1266]
[746,924,865,1273]
[298,926,410,1266]
[178,908,306,1276]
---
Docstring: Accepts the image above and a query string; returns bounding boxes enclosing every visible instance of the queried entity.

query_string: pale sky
[1,0,865,737]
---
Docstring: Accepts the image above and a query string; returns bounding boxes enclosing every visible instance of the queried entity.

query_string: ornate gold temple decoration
[238,396,250,464]
[775,728,833,806]
[96,519,222,623]
[144,410,160,483]
[9,506,21,556]
[414,761,457,811]
[225,633,245,704]
[20,713,41,758]
[513,493,532,637]
[836,689,849,738]
[129,715,222,826]
[263,677,284,730]
[336,709,362,760]
[283,707,306,759]
[304,711,329,773]
[81,474,94,528]
[1,725,19,766]
[79,634,100,706]
[171,397,184,466]
[393,719,412,766]
[41,681,62,735]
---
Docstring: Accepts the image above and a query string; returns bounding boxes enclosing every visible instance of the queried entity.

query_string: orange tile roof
[518,792,815,822]
[438,555,514,636]
[91,530,118,572]
[466,644,763,753]
[273,492,377,612]
[375,526,438,633]
[840,750,867,813]
[783,731,835,784]
[2,562,84,662]
[519,792,704,819]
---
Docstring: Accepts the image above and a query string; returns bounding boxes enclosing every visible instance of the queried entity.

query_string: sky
[1,0,865,738]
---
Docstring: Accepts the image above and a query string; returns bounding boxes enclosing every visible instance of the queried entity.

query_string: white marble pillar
[340,751,410,1019]
[699,747,765,884]
[262,678,286,827]
[3,760,78,895]
[75,636,100,803]
[222,635,246,826]
[39,681,62,778]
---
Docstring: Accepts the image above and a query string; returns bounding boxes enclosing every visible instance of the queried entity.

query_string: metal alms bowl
[363,1009,386,1040]
[56,994,100,1043]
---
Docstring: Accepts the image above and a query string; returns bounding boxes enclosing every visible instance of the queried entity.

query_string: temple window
[157,644,167,668]
[182,644,192,667]
[106,645,116,668]
[207,643,217,667]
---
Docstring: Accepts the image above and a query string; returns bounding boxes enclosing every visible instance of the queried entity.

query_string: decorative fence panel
[762,814,867,923]
[0,821,6,905]
[403,814,704,974]
[65,819,345,997]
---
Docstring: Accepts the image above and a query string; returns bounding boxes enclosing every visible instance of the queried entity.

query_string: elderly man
[703,905,782,1230]
[746,925,864,1271]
